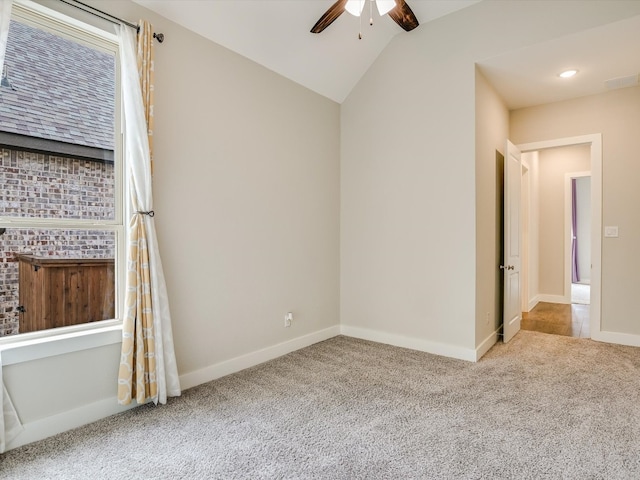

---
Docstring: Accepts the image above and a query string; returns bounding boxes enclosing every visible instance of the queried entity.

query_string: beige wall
[5,0,640,450]
[342,0,640,354]
[537,145,590,297]
[475,68,509,347]
[146,9,341,374]
[5,0,340,444]
[511,85,640,334]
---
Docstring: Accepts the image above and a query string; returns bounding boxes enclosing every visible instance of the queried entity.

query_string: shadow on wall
[495,150,504,331]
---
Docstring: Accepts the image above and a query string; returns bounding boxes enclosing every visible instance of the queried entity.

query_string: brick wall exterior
[0,148,115,336]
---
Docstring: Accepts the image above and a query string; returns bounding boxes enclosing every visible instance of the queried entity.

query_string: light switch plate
[604,226,619,238]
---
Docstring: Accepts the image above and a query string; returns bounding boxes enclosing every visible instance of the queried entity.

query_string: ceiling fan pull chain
[358,1,363,39]
[370,0,374,26]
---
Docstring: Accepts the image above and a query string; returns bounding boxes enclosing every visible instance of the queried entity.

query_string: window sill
[0,322,123,366]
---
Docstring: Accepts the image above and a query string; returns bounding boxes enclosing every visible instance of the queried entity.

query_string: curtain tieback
[135,210,155,217]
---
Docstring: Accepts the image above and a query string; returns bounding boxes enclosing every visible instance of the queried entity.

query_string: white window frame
[0,0,125,363]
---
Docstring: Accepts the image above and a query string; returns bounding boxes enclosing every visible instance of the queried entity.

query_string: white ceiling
[131,0,481,103]
[132,0,640,108]
[478,14,640,110]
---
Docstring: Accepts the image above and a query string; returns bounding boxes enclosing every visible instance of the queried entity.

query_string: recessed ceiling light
[559,69,578,78]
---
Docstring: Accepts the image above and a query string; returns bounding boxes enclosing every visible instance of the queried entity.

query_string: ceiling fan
[311,0,419,34]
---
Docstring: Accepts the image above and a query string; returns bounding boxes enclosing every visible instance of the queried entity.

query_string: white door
[503,140,522,343]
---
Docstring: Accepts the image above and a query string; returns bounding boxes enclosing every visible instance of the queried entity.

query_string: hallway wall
[537,144,590,299]
[511,85,640,336]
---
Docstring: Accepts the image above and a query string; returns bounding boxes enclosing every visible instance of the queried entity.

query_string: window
[0,1,122,338]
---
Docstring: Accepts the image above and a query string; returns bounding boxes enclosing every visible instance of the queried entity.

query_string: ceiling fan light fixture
[345,0,396,17]
[310,0,418,34]
[345,0,366,17]
[376,0,397,16]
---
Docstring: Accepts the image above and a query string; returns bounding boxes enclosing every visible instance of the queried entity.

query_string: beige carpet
[2,332,640,479]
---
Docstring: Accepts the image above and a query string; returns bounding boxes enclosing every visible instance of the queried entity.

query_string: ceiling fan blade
[311,0,348,34]
[388,0,419,32]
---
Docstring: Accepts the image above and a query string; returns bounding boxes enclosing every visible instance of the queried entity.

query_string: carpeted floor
[2,332,640,479]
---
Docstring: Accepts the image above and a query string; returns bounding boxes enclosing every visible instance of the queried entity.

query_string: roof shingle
[0,20,115,151]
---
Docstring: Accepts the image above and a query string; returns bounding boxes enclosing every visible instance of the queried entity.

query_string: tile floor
[571,283,590,305]
[521,302,590,338]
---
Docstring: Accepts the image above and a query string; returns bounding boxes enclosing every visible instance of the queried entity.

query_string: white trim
[0,324,122,366]
[179,326,341,390]
[521,161,531,313]
[528,295,540,312]
[517,134,602,340]
[592,330,640,347]
[0,218,123,228]
[340,325,477,362]
[564,171,591,306]
[536,294,571,305]
[1,0,126,344]
[476,330,499,361]
[0,323,496,452]
[12,0,118,48]
[518,134,597,152]
[5,395,136,451]
[7,322,636,453]
[4,326,340,452]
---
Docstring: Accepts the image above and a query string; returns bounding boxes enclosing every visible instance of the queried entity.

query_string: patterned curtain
[136,21,154,172]
[117,22,180,405]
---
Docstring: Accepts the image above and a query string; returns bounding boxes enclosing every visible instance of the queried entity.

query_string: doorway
[569,174,591,305]
[521,302,590,337]
[516,135,602,338]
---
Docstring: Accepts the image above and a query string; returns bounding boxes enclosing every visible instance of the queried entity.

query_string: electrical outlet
[284,312,293,328]
[486,312,490,326]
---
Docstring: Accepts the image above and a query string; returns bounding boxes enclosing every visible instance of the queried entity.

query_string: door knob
[499,265,514,270]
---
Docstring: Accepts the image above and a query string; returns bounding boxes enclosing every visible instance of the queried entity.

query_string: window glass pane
[0,19,115,220]
[0,148,115,220]
[0,228,116,336]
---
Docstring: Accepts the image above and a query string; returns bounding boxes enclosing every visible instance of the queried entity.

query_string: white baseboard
[5,325,341,453]
[537,294,570,305]
[179,325,341,390]
[591,330,640,347]
[475,330,499,360]
[7,396,137,451]
[527,295,540,312]
[9,321,637,454]
[340,325,477,362]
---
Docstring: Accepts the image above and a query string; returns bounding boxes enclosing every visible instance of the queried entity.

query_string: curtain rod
[58,0,165,43]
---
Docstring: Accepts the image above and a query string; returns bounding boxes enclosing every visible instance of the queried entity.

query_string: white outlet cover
[604,226,619,238]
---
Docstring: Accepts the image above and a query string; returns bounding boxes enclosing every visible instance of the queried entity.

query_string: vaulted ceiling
[131,0,481,103]
[132,0,640,109]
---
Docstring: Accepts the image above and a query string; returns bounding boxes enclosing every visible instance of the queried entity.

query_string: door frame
[517,134,602,338]
[564,171,591,303]
[521,160,530,313]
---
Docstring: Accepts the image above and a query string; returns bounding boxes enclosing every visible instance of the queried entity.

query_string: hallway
[521,302,590,338]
